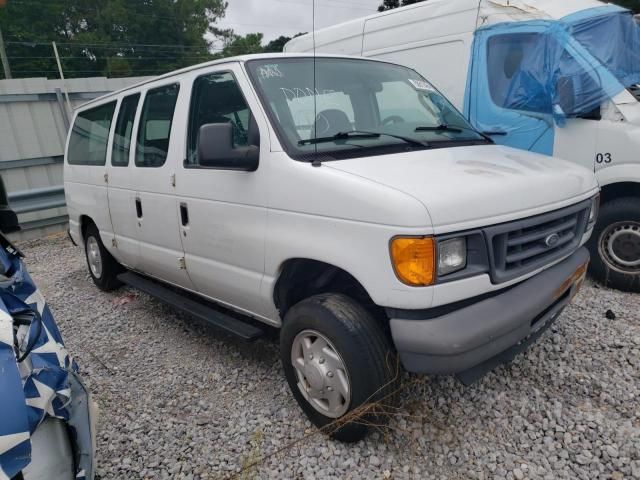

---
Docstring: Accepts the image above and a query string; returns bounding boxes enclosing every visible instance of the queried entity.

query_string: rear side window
[67,102,116,165]
[186,72,250,165]
[135,84,180,167]
[112,93,140,167]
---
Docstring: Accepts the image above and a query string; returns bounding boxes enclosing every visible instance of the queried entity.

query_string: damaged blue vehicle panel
[466,4,639,155]
[0,232,95,478]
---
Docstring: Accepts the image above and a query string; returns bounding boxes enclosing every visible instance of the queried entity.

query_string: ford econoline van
[64,54,599,441]
[285,0,640,293]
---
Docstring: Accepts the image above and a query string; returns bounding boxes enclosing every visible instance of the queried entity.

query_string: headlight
[588,194,600,227]
[390,236,435,286]
[438,237,467,276]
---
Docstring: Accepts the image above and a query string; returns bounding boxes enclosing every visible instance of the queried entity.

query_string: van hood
[324,145,598,232]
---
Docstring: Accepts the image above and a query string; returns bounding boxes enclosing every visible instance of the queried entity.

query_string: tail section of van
[285,0,640,292]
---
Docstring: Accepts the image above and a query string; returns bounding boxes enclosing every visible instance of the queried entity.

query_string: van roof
[284,0,612,53]
[78,53,366,110]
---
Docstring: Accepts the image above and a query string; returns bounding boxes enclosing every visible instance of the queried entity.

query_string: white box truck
[286,0,640,292]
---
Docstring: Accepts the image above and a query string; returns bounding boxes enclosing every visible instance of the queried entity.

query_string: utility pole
[0,26,11,79]
[52,41,72,115]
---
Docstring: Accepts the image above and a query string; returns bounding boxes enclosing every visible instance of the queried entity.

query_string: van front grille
[484,200,591,284]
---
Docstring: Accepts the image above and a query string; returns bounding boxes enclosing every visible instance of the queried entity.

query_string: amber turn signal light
[390,236,436,286]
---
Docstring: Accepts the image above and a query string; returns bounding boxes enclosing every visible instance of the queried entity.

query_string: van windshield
[570,11,640,95]
[246,58,486,160]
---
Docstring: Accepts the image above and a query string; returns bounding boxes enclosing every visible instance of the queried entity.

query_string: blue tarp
[568,9,640,91]
[466,6,639,155]
[0,236,89,480]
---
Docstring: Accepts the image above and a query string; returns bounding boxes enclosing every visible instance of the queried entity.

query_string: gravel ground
[18,234,640,480]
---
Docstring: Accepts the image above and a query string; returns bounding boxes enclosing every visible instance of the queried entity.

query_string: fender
[596,164,640,188]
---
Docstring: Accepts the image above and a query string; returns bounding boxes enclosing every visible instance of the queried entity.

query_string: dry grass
[225,353,430,480]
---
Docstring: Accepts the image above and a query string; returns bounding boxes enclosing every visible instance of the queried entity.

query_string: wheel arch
[599,181,640,205]
[273,258,387,325]
[595,163,640,204]
[79,215,96,243]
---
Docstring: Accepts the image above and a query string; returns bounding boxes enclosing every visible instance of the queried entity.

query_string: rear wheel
[280,293,399,442]
[587,197,640,293]
[84,223,123,291]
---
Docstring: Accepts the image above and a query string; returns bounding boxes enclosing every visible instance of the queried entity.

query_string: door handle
[135,197,143,218]
[180,202,189,226]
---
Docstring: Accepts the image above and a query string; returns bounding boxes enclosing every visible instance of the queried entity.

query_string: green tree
[264,35,293,53]
[216,31,307,58]
[612,0,640,12]
[218,32,265,57]
[263,32,307,53]
[0,0,227,79]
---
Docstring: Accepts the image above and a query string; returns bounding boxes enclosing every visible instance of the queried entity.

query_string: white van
[64,54,599,441]
[285,0,640,292]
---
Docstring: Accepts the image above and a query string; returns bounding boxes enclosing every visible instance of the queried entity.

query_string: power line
[7,55,219,60]
[6,40,223,50]
[269,0,375,10]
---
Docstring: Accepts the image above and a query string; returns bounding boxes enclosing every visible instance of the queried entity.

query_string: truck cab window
[112,94,140,167]
[487,33,552,114]
[135,84,179,168]
[187,72,251,166]
[68,102,116,165]
[487,33,605,118]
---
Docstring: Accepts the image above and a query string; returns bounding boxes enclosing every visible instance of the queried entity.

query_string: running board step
[117,271,264,341]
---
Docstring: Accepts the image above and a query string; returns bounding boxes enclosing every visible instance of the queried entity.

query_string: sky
[214,0,382,46]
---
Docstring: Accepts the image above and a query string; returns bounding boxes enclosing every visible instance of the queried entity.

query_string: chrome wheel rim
[599,221,640,274]
[291,329,351,418]
[86,236,103,278]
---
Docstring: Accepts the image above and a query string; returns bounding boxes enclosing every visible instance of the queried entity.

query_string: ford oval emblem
[544,233,561,248]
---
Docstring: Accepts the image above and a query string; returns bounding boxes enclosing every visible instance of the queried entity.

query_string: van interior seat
[314,109,353,138]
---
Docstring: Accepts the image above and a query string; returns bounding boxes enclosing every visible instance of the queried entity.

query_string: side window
[67,101,116,165]
[187,72,250,165]
[135,84,180,168]
[486,33,552,114]
[111,93,140,167]
[487,33,604,117]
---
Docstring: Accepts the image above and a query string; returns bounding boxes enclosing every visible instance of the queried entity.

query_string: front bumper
[388,247,589,383]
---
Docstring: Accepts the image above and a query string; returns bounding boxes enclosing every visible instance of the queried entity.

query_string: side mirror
[0,176,20,235]
[197,123,259,171]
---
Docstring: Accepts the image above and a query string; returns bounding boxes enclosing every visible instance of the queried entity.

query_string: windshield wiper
[299,131,379,146]
[415,124,463,133]
[415,124,494,143]
[299,130,429,148]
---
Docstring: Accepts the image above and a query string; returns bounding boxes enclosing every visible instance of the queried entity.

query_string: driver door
[173,65,269,318]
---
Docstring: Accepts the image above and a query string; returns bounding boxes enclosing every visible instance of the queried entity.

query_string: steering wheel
[382,115,405,126]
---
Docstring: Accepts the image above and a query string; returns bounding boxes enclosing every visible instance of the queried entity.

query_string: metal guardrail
[8,185,66,214]
[0,155,64,171]
[7,185,68,232]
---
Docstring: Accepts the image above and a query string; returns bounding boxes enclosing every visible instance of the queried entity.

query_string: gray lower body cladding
[388,247,590,380]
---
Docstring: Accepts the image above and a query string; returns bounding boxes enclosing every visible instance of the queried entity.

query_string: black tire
[280,293,400,442]
[83,223,124,291]
[587,197,640,293]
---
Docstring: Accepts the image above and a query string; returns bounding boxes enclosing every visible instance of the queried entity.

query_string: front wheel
[587,197,640,293]
[280,293,400,442]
